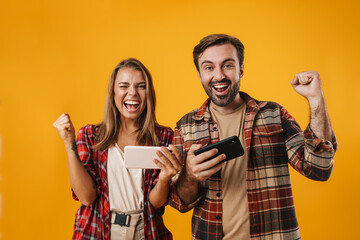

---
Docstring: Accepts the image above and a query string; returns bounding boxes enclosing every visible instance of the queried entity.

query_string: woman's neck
[116,120,139,150]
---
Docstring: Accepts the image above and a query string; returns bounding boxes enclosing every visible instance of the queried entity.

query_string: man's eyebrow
[200,60,213,66]
[223,58,236,63]
[200,58,236,67]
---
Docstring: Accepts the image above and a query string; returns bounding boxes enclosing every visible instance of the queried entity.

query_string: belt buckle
[114,213,131,227]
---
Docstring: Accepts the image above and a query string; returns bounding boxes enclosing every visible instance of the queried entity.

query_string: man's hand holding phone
[176,144,227,205]
[184,144,226,183]
[184,136,244,182]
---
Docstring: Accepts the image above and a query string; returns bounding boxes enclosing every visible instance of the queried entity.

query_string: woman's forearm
[65,142,96,206]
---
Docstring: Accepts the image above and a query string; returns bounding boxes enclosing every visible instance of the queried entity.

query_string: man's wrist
[307,95,325,109]
[179,171,199,189]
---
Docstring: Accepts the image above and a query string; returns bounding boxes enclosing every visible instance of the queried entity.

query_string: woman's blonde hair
[94,58,158,150]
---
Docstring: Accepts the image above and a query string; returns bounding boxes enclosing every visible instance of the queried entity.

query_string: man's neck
[210,94,244,114]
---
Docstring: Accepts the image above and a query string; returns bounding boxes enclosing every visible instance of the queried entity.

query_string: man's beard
[203,79,240,107]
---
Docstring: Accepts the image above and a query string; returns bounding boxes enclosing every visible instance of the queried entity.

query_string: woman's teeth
[124,101,139,109]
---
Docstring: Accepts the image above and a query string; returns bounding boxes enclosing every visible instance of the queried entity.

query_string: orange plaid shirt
[170,92,337,240]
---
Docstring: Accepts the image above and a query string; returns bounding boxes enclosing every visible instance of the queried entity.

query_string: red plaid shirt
[72,124,174,240]
[170,92,337,240]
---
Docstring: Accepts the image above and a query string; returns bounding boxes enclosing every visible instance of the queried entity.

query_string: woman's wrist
[157,177,172,187]
[64,140,74,150]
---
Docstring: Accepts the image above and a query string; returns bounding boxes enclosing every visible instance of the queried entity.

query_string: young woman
[53,58,182,240]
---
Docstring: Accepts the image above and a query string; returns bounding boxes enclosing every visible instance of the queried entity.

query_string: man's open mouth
[212,84,229,92]
[211,81,231,96]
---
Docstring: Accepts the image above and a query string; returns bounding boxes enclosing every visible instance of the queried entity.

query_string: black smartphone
[194,136,244,163]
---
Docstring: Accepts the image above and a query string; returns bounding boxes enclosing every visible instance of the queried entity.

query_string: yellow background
[1,0,359,239]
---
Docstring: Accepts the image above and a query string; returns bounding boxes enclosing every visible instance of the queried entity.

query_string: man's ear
[240,64,244,78]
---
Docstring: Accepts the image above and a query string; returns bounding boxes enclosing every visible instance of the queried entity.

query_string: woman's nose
[127,85,137,96]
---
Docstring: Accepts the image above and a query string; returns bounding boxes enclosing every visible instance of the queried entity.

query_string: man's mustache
[209,79,231,87]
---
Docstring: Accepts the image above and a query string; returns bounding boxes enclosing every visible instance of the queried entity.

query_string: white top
[107,144,144,212]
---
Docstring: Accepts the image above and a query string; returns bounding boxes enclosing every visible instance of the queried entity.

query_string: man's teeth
[214,85,228,89]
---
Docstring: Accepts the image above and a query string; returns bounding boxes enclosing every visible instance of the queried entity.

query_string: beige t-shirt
[107,144,144,212]
[209,103,250,240]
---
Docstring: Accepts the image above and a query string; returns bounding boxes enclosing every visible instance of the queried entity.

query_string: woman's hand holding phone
[154,145,183,183]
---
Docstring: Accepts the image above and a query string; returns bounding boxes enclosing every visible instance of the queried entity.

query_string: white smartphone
[124,146,166,169]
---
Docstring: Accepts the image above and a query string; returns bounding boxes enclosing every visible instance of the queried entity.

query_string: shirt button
[213,127,217,131]
[216,215,221,220]
[216,192,221,197]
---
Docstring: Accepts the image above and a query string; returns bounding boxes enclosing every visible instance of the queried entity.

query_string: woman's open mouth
[124,100,140,112]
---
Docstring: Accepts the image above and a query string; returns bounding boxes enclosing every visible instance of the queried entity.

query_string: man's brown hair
[193,34,244,71]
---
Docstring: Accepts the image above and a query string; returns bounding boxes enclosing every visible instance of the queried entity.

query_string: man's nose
[214,67,225,81]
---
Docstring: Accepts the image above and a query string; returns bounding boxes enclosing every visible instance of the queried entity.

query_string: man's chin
[206,89,236,106]
[210,95,231,107]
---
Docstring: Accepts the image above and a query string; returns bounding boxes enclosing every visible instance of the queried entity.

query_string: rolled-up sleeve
[72,125,101,201]
[168,123,204,212]
[282,107,338,181]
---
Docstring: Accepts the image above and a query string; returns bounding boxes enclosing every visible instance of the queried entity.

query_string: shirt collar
[193,91,266,122]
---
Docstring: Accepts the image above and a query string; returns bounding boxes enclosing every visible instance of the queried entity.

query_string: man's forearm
[308,96,334,141]
[176,172,199,205]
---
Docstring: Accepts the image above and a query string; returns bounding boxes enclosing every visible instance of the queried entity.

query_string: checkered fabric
[169,92,337,240]
[72,124,174,240]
